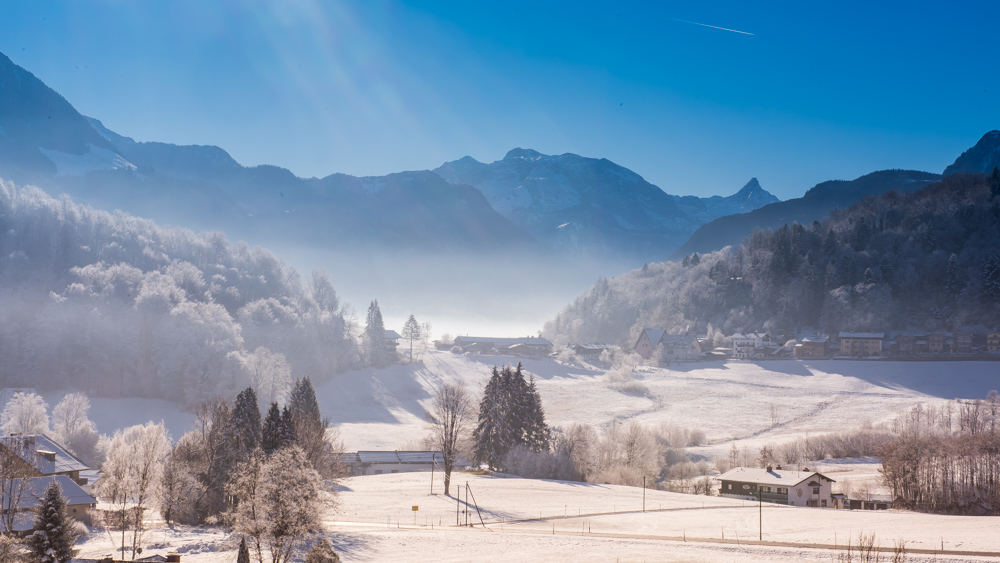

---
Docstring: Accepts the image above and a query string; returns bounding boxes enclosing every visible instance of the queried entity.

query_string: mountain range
[2,47,998,287]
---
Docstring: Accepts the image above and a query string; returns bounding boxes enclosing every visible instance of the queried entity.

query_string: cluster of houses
[804,331,1000,358]
[436,335,555,357]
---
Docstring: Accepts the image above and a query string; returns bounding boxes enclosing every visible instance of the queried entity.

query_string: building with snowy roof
[730,332,774,359]
[0,434,91,486]
[345,451,471,476]
[3,474,97,531]
[453,336,552,356]
[718,466,836,508]
[633,330,701,362]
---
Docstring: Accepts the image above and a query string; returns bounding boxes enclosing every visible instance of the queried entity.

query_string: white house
[633,330,701,362]
[730,332,774,359]
[718,466,836,508]
[345,451,472,476]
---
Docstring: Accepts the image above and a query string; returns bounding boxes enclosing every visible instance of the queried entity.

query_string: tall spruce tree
[288,377,331,474]
[473,366,510,471]
[401,314,421,362]
[25,480,79,563]
[261,403,283,455]
[227,387,262,462]
[280,406,298,447]
[362,300,389,367]
[522,369,551,452]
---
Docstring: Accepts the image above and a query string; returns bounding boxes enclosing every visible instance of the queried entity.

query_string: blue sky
[2,0,997,199]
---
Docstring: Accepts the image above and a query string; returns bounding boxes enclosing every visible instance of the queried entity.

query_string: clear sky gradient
[2,0,998,200]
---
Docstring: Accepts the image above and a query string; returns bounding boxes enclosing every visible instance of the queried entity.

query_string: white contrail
[670,17,754,35]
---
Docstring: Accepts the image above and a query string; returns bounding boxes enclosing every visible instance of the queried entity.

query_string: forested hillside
[544,171,1000,346]
[0,181,353,404]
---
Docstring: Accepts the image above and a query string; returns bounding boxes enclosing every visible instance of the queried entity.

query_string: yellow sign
[412,506,419,511]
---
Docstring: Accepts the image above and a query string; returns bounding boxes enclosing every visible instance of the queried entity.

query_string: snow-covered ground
[50,350,998,454]
[315,351,998,454]
[73,471,1000,562]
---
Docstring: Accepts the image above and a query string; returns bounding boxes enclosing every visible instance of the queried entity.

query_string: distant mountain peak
[504,147,544,161]
[943,130,1000,176]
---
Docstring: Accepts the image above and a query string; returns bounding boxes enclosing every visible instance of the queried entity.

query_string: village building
[794,337,829,359]
[730,332,774,360]
[345,451,471,476]
[657,334,702,362]
[838,332,885,357]
[955,333,973,354]
[718,466,836,508]
[453,336,553,356]
[927,333,948,354]
[633,329,665,359]
[2,475,97,531]
[896,335,916,355]
[570,343,618,361]
[988,332,1000,353]
[0,434,91,486]
[384,330,401,354]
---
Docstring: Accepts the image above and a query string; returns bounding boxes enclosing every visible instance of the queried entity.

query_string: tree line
[545,170,1000,345]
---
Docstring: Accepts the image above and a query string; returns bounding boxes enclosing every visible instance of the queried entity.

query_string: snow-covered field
[315,351,998,455]
[57,352,1000,562]
[74,472,1000,562]
[54,351,997,452]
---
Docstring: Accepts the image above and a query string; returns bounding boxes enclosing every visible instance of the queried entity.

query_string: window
[727,484,732,490]
[821,500,827,507]
[813,487,820,495]
[761,486,771,493]
[777,488,787,494]
[391,470,399,473]
[742,484,750,490]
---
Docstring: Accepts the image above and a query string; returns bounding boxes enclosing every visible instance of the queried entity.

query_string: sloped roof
[454,336,551,347]
[4,475,97,531]
[800,336,829,344]
[717,467,834,487]
[385,330,401,339]
[640,329,666,347]
[357,451,445,463]
[838,332,885,339]
[0,434,90,475]
[659,334,699,347]
[572,343,618,351]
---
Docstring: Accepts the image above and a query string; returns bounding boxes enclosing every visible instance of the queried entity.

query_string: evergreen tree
[473,367,510,471]
[362,300,389,367]
[236,536,250,563]
[227,387,262,462]
[401,314,421,362]
[280,406,297,447]
[991,166,1000,198]
[522,370,551,452]
[945,253,961,301]
[261,403,283,455]
[288,378,331,475]
[25,480,79,563]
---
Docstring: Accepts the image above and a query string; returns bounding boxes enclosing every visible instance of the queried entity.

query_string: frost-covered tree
[401,314,421,362]
[261,403,296,456]
[0,534,26,563]
[0,440,40,533]
[99,422,171,559]
[230,446,325,563]
[242,347,292,411]
[0,392,50,436]
[51,393,99,465]
[24,480,79,563]
[304,538,340,563]
[159,447,202,526]
[427,383,473,496]
[473,364,549,471]
[362,300,389,367]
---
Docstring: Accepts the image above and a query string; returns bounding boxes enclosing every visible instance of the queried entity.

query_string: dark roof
[0,434,90,475]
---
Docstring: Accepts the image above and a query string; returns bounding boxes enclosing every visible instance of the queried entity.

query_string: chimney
[776,465,782,470]
[167,554,182,562]
[766,465,772,472]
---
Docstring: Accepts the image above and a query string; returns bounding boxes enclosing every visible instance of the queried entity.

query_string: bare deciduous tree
[0,438,40,534]
[426,383,473,496]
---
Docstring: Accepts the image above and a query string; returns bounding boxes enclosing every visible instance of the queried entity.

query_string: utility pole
[430,458,434,495]
[758,489,762,541]
[642,476,646,512]
[456,485,460,525]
